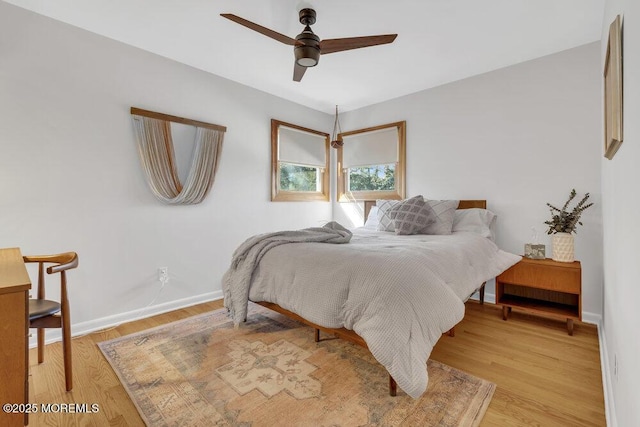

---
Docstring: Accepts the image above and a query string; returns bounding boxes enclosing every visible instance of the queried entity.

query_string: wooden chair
[23,252,78,391]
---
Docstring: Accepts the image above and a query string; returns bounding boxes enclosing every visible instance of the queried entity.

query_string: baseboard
[468,291,496,304]
[598,320,617,427]
[581,311,602,325]
[29,290,223,348]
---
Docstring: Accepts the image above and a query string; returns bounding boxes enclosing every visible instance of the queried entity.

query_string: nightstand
[496,257,581,335]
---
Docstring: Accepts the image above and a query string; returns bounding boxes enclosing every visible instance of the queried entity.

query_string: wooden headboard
[364,199,486,219]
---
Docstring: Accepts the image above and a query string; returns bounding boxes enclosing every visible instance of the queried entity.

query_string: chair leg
[62,312,73,391]
[37,328,45,363]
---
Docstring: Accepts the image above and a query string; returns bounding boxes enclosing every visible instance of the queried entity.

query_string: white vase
[552,232,574,262]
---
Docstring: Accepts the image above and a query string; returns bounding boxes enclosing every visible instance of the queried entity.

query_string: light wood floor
[27,300,605,426]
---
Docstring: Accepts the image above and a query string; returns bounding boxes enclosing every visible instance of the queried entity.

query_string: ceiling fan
[220,8,397,82]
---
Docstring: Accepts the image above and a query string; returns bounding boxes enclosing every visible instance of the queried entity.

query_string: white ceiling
[4,0,605,114]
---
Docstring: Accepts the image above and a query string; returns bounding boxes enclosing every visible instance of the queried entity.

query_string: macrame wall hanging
[131,107,226,205]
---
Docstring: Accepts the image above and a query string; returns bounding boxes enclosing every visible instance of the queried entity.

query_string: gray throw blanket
[222,221,352,325]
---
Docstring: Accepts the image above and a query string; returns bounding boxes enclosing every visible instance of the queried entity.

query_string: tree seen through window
[348,164,395,191]
[279,163,319,192]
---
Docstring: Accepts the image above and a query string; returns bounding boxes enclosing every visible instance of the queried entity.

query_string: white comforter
[224,227,520,398]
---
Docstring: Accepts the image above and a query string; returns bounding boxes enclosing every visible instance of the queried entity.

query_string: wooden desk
[0,248,31,426]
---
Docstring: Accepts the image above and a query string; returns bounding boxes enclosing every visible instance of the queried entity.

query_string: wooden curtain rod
[130,107,227,132]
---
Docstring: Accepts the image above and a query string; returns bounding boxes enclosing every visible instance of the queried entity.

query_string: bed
[223,199,520,398]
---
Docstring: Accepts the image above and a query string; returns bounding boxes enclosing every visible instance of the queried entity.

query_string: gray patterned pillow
[421,199,460,235]
[376,199,401,231]
[389,196,437,235]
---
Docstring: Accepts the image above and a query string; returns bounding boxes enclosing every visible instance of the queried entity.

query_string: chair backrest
[22,252,78,300]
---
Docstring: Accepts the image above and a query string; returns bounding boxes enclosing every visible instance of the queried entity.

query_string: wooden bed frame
[254,199,487,396]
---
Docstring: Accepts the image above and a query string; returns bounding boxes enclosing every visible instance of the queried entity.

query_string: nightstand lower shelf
[499,295,580,334]
[499,295,580,319]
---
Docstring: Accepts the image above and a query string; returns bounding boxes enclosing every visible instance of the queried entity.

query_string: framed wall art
[603,14,623,160]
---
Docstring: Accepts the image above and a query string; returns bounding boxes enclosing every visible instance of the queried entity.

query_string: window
[337,121,406,201]
[279,163,322,192]
[271,119,329,201]
[347,164,396,192]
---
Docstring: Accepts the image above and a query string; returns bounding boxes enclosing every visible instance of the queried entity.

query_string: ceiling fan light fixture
[295,49,320,67]
[295,28,320,67]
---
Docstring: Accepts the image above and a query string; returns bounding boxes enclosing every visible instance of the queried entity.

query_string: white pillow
[376,199,402,231]
[452,208,496,239]
[363,206,379,230]
[421,200,460,235]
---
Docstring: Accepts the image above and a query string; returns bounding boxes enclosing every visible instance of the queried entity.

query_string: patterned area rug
[98,304,495,426]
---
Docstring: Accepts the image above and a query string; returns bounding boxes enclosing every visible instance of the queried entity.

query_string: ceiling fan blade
[220,14,297,46]
[293,62,307,82]
[320,34,397,55]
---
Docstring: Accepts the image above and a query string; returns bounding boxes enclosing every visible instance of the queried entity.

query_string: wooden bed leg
[479,282,486,304]
[314,328,320,342]
[448,326,455,337]
[389,375,397,396]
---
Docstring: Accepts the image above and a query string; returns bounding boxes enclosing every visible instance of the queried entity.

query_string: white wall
[601,0,640,426]
[333,43,604,320]
[0,2,332,336]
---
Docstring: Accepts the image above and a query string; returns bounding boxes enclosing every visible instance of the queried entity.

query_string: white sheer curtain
[132,114,225,204]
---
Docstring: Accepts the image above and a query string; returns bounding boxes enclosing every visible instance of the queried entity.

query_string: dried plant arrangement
[545,189,593,234]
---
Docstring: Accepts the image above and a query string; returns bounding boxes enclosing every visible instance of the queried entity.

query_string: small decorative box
[524,243,546,259]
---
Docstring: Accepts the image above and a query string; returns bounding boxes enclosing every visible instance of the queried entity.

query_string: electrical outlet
[158,267,169,283]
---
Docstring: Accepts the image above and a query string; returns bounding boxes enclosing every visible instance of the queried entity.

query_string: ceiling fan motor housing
[295,28,320,67]
[298,8,316,26]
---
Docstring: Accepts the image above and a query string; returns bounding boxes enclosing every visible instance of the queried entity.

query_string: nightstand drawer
[498,260,581,293]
